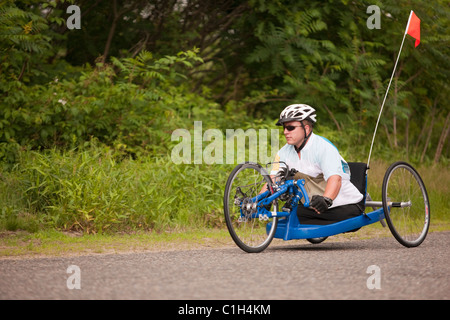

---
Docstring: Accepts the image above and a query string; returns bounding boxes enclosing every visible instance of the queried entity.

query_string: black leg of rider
[297,204,363,225]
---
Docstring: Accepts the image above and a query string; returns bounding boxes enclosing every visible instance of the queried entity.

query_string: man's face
[283,121,310,147]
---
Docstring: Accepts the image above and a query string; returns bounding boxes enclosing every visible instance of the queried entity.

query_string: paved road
[1,232,448,300]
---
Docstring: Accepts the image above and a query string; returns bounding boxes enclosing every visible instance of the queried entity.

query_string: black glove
[310,195,333,214]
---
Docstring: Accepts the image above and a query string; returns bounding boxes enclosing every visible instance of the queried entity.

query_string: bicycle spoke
[383,162,430,247]
[224,163,278,253]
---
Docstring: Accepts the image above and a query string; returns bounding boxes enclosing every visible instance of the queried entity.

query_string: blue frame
[243,177,386,241]
[267,208,385,241]
[227,160,431,252]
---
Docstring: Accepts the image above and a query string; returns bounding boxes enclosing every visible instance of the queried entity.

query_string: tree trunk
[420,99,438,162]
[324,104,342,132]
[384,124,393,149]
[102,0,118,64]
[415,117,428,151]
[405,115,410,161]
[434,112,450,164]
[393,77,398,148]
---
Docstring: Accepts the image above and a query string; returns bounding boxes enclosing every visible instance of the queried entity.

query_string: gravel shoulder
[0,223,433,259]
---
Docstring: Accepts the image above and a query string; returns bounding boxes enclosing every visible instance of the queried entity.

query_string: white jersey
[270,133,363,208]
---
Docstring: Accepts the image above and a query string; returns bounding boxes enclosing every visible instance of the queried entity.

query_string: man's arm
[260,175,276,194]
[310,175,341,214]
[323,175,342,200]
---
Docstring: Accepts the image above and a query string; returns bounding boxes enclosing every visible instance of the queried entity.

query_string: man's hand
[309,195,333,214]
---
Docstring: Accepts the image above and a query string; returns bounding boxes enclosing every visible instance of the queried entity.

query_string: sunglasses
[283,125,302,132]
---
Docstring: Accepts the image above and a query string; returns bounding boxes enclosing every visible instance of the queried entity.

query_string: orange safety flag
[406,11,421,47]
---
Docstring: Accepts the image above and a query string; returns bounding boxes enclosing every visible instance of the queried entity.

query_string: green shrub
[0,144,448,234]
[0,143,233,233]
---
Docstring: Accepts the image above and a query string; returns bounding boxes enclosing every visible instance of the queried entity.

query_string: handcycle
[223,161,430,253]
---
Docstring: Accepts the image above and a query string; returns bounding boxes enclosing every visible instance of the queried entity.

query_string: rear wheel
[382,162,430,247]
[306,237,328,244]
[224,163,278,253]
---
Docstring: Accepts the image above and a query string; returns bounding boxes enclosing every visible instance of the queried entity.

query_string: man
[270,104,363,225]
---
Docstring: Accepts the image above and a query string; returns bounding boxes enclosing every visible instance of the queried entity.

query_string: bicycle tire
[223,163,278,253]
[382,161,430,247]
[306,237,328,244]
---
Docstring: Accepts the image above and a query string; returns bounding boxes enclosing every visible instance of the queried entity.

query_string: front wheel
[382,162,430,247]
[224,163,278,253]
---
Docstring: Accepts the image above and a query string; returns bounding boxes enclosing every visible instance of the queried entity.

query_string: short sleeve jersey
[270,133,363,208]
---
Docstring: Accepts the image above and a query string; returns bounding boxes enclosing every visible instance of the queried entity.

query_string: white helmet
[276,104,317,126]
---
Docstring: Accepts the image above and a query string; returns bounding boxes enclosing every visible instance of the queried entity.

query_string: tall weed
[0,145,447,234]
[0,144,232,233]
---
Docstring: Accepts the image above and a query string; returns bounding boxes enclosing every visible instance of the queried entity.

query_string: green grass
[1,223,448,258]
[0,144,232,233]
[0,145,448,258]
[0,228,234,258]
[365,159,449,224]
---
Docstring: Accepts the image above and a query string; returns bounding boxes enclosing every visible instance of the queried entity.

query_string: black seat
[348,162,368,212]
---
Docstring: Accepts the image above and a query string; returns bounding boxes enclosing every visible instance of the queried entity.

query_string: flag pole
[367,11,414,168]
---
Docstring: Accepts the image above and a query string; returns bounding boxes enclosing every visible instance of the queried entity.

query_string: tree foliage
[0,0,449,165]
